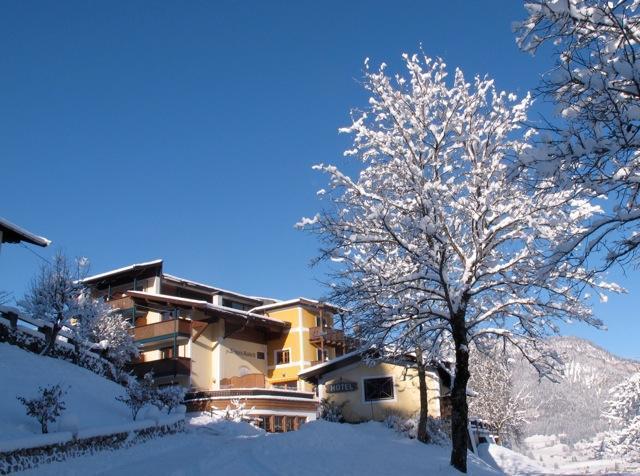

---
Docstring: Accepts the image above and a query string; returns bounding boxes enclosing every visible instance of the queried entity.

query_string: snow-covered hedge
[0,415,184,474]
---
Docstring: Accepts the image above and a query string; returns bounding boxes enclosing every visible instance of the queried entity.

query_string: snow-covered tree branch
[516,0,640,266]
[19,252,137,369]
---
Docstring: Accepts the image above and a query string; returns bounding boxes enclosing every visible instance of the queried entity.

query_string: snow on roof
[125,291,289,328]
[81,259,163,283]
[162,273,269,303]
[0,217,51,247]
[250,298,345,314]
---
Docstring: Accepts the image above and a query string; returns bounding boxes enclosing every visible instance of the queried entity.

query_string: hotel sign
[326,380,357,394]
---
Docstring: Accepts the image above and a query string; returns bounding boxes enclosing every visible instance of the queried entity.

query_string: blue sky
[1,1,639,360]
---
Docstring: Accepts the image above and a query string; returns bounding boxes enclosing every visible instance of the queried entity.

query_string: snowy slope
[23,417,501,476]
[0,342,130,440]
[512,336,640,442]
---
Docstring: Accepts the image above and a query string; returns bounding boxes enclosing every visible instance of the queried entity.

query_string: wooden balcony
[128,357,191,379]
[105,296,137,312]
[220,373,266,389]
[309,326,345,346]
[129,318,191,342]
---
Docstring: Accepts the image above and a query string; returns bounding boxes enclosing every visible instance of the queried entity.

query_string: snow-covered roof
[250,298,345,314]
[299,347,448,387]
[82,259,163,283]
[162,273,271,304]
[0,217,51,247]
[125,291,289,330]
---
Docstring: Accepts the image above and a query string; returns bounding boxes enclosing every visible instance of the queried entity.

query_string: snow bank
[478,443,548,475]
[0,342,131,440]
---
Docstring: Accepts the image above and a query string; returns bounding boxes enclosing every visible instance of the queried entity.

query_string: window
[222,298,253,311]
[273,380,298,391]
[363,377,394,402]
[133,279,147,292]
[317,348,328,362]
[285,416,294,432]
[275,349,290,365]
[256,351,265,360]
[273,416,284,433]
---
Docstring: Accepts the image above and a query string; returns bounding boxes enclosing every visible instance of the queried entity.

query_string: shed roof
[0,217,50,247]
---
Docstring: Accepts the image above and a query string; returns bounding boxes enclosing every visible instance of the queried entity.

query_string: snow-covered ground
[3,341,636,475]
[20,416,503,476]
[520,434,639,475]
[0,342,130,440]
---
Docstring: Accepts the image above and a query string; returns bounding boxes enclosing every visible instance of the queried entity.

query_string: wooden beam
[192,322,209,342]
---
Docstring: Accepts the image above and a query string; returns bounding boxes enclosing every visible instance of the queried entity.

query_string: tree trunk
[417,361,432,444]
[450,311,470,473]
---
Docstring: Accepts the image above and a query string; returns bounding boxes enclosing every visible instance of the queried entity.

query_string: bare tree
[17,384,68,434]
[301,53,616,472]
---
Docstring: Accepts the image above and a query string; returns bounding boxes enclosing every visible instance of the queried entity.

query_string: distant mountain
[512,336,640,443]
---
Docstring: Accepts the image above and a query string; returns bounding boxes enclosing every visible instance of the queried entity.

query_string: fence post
[4,311,18,330]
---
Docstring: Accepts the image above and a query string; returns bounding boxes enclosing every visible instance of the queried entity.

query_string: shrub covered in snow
[384,413,450,445]
[319,397,346,423]
[116,372,155,421]
[155,385,186,415]
[209,398,255,423]
[17,383,68,434]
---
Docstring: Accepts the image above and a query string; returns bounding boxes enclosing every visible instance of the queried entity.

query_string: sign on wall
[326,379,358,393]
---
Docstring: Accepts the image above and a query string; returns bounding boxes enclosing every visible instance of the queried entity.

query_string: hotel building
[83,259,348,432]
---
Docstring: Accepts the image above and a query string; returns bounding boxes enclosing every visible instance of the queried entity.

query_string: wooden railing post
[4,311,18,330]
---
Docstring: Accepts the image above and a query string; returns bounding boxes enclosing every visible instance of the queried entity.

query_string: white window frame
[361,375,396,403]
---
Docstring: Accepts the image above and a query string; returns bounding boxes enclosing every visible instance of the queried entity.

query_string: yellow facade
[134,297,343,393]
[317,361,442,423]
[262,305,339,391]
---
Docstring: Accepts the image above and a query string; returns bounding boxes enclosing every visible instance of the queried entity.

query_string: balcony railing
[128,357,191,378]
[219,373,266,389]
[309,326,345,346]
[105,296,137,312]
[129,319,191,342]
[186,388,316,400]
